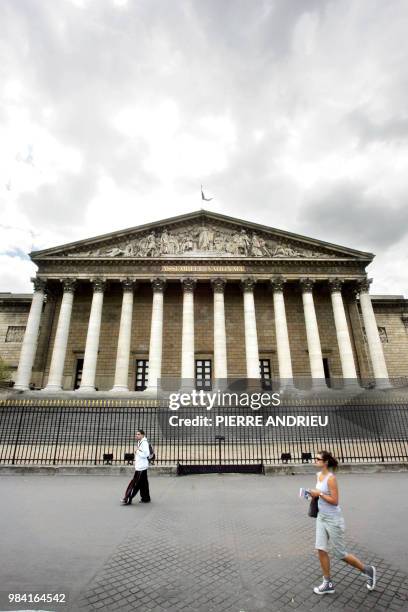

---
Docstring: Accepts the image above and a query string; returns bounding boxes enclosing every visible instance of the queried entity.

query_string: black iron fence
[0,400,407,466]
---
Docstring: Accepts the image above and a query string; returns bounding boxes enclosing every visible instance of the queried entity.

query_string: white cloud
[0,255,37,293]
[0,0,407,296]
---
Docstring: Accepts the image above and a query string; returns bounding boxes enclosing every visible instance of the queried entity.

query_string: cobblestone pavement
[1,473,408,612]
[75,474,408,612]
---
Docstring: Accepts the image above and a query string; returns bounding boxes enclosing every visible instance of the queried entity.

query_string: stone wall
[369,301,408,379]
[0,298,31,380]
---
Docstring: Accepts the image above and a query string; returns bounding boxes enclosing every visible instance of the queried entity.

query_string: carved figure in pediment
[224,233,238,255]
[167,232,179,254]
[124,240,137,257]
[273,242,300,257]
[233,229,251,255]
[104,245,125,256]
[198,225,214,251]
[251,233,270,257]
[160,230,171,254]
[214,232,225,253]
[181,232,194,252]
[144,232,158,256]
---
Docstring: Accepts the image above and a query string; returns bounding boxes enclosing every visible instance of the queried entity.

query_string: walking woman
[309,450,376,595]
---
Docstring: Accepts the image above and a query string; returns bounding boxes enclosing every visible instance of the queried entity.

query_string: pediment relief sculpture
[66,223,336,259]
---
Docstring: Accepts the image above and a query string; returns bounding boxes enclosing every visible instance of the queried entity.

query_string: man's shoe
[313,579,335,595]
[365,566,376,591]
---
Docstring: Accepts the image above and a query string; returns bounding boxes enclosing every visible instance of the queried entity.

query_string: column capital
[31,277,47,292]
[211,277,227,293]
[270,276,286,292]
[181,277,197,293]
[151,277,166,293]
[241,277,256,292]
[91,278,106,293]
[121,278,137,292]
[61,278,77,293]
[299,277,315,293]
[356,278,372,294]
[328,278,343,293]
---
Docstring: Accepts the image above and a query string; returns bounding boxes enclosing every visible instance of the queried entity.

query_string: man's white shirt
[134,438,150,471]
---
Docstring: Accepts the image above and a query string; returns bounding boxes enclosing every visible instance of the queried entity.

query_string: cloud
[0,255,37,293]
[0,0,407,296]
[300,180,408,251]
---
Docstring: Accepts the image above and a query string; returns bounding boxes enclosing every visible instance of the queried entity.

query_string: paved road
[1,472,407,611]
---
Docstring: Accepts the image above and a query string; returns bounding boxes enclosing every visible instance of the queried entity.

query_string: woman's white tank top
[316,471,341,514]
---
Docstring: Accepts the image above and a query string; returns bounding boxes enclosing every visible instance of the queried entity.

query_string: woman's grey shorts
[315,512,347,559]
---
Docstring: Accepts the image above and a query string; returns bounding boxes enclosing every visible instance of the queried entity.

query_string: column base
[110,386,130,393]
[13,384,30,391]
[342,379,361,390]
[311,380,329,392]
[76,386,96,393]
[278,379,296,392]
[278,386,297,395]
[42,385,63,392]
[374,379,392,390]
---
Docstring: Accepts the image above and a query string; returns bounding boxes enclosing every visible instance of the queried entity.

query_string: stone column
[111,279,137,392]
[211,278,228,383]
[357,278,391,388]
[44,279,77,391]
[300,278,327,388]
[241,277,260,379]
[146,278,166,392]
[181,278,196,385]
[14,277,47,391]
[78,279,106,393]
[270,277,294,388]
[328,278,359,386]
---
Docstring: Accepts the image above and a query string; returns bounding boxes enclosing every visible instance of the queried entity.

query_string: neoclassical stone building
[1,210,408,393]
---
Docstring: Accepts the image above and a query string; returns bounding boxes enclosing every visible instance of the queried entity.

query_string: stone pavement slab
[1,473,407,611]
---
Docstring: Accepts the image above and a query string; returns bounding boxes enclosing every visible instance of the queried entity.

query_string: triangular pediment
[30,210,373,262]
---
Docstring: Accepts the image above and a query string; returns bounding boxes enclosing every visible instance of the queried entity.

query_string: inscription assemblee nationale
[161,265,246,272]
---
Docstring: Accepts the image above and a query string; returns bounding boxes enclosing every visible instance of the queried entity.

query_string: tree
[0,357,12,385]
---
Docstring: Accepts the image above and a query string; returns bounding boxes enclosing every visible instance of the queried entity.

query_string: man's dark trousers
[125,469,150,502]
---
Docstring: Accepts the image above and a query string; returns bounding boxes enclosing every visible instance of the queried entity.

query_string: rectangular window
[74,358,84,390]
[195,359,212,390]
[259,359,272,390]
[322,357,331,388]
[5,326,26,343]
[135,359,149,391]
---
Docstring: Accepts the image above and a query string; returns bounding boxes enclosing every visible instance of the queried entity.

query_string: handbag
[308,496,319,518]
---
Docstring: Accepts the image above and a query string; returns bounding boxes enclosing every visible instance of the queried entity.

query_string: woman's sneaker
[313,579,335,595]
[364,566,377,591]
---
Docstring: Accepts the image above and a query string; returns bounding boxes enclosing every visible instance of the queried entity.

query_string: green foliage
[0,357,12,383]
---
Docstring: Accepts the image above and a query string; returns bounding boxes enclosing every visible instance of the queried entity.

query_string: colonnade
[13,276,390,392]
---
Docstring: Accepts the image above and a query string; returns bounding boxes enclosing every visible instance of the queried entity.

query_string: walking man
[121,429,151,505]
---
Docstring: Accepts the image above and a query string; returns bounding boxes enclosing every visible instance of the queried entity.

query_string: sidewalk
[1,472,407,611]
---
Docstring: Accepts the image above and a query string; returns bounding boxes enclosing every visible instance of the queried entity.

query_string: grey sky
[1,0,407,294]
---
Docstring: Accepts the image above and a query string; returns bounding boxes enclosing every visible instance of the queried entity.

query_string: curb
[0,465,178,476]
[0,462,407,476]
[263,461,408,476]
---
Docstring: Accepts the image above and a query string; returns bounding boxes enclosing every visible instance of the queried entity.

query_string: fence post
[94,405,102,465]
[11,407,24,465]
[53,404,63,465]
[215,435,224,466]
